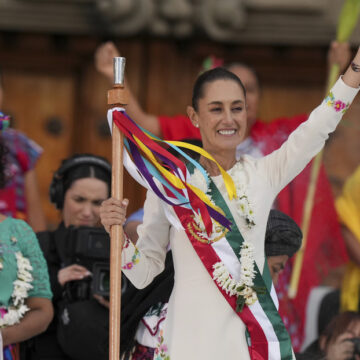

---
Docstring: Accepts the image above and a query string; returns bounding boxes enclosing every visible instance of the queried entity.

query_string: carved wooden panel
[2,70,75,226]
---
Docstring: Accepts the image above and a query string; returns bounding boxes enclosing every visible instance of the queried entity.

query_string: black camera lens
[99,269,110,293]
[92,262,110,297]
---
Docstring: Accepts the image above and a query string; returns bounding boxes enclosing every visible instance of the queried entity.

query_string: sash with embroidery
[170,164,293,360]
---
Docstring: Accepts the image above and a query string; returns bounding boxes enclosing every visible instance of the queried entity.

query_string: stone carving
[96,0,153,35]
[0,0,348,44]
[151,0,193,37]
[247,0,328,12]
[196,0,247,41]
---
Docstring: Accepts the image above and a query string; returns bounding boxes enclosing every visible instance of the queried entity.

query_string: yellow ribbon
[133,136,225,215]
[165,140,237,201]
[143,132,237,201]
[336,165,360,312]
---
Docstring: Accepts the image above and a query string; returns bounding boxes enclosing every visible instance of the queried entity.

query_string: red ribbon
[171,199,269,359]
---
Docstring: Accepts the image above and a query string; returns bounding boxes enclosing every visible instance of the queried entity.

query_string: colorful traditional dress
[122,78,357,359]
[0,217,52,359]
[0,129,42,220]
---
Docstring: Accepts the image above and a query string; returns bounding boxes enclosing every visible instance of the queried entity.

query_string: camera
[63,226,110,301]
[347,337,360,359]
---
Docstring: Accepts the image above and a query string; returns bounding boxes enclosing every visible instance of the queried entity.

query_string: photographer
[23,154,112,360]
[302,312,360,360]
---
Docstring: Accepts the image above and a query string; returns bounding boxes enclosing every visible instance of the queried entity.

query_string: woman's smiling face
[62,177,108,227]
[188,79,247,154]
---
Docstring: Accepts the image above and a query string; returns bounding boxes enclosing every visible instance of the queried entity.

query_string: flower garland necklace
[189,162,261,312]
[189,161,255,233]
[0,251,33,328]
[228,162,255,228]
[212,242,264,312]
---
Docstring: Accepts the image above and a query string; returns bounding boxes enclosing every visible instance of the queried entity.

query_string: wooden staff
[108,57,129,360]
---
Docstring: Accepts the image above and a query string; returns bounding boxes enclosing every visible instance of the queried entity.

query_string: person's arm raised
[328,41,352,74]
[95,41,162,137]
[257,47,360,195]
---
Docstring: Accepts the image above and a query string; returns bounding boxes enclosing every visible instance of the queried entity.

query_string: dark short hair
[62,156,111,197]
[49,153,112,209]
[192,67,246,111]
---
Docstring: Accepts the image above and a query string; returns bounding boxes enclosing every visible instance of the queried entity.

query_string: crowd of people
[0,38,359,360]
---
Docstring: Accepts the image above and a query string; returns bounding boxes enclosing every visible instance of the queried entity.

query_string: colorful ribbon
[110,109,235,235]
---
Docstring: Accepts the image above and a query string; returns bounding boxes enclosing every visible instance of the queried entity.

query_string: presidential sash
[171,164,293,360]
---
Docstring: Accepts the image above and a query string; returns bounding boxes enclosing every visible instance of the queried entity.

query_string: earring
[194,123,199,128]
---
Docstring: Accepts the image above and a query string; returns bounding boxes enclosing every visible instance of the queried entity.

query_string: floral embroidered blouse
[0,217,52,307]
[0,129,42,220]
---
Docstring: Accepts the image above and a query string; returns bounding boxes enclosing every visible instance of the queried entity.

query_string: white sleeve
[121,190,171,289]
[256,77,359,194]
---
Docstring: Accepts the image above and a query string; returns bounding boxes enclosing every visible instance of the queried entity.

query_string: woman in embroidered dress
[0,70,46,232]
[0,133,53,359]
[100,48,360,360]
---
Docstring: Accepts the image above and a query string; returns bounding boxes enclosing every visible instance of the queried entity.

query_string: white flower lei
[0,252,33,328]
[212,241,258,311]
[188,165,259,310]
[228,162,255,228]
[188,162,255,231]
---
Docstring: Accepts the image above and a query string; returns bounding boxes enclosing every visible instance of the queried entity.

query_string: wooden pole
[107,57,129,360]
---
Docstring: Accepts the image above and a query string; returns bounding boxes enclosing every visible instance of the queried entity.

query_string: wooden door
[2,70,76,226]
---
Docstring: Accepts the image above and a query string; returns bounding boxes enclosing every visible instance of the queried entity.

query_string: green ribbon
[186,162,291,360]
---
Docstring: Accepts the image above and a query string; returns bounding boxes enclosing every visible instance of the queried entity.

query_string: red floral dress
[0,129,42,220]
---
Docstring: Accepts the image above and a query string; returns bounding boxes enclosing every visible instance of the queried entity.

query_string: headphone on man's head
[49,154,111,210]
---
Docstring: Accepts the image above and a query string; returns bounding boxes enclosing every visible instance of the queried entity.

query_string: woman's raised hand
[100,197,129,233]
[58,264,91,287]
[94,41,120,81]
[328,41,352,73]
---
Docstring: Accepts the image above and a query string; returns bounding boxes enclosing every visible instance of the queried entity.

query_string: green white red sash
[171,167,293,360]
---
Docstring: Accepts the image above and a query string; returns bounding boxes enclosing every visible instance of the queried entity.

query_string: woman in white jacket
[100,48,360,360]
